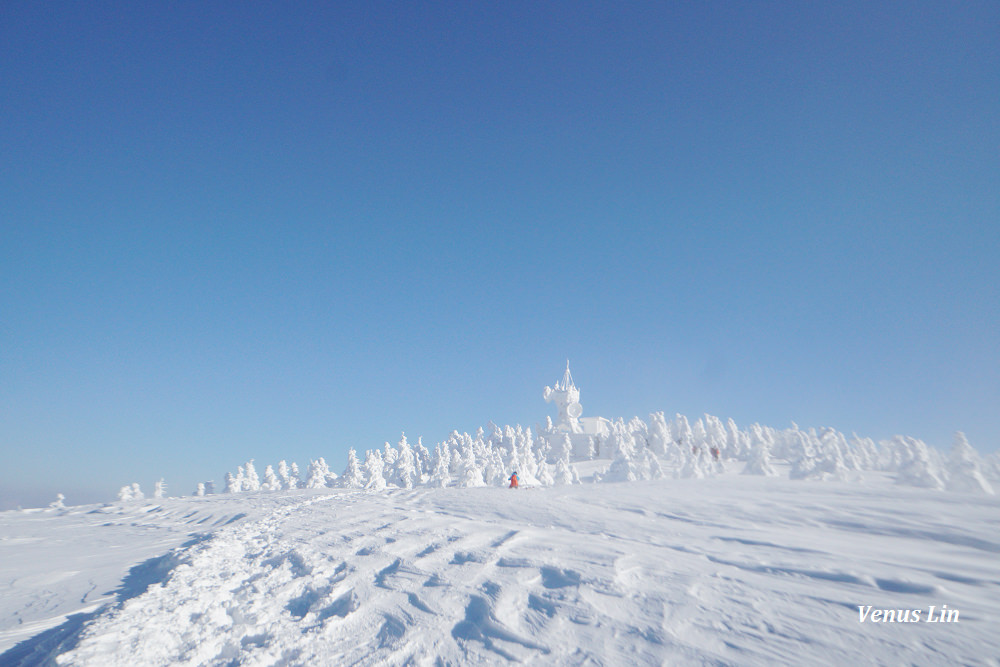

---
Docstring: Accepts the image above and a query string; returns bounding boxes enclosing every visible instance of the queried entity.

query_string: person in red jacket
[509,471,519,488]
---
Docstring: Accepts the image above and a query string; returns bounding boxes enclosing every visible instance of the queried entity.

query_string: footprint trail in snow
[4,477,997,666]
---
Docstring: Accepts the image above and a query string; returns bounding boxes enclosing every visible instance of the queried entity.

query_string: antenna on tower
[560,359,575,390]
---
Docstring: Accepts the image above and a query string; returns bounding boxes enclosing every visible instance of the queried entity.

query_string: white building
[543,361,611,459]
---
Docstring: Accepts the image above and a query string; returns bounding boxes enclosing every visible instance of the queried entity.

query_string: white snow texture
[2,415,998,665]
[2,471,998,666]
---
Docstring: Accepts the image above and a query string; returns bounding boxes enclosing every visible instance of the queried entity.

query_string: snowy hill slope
[2,468,999,665]
[0,493,298,661]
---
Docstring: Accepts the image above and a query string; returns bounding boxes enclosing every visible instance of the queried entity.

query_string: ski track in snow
[2,471,1000,666]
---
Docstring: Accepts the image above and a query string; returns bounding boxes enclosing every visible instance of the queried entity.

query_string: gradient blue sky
[2,2,998,508]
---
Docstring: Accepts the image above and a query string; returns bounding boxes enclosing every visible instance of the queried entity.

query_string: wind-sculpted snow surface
[4,470,998,666]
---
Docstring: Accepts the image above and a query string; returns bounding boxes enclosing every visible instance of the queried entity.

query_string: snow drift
[2,470,998,666]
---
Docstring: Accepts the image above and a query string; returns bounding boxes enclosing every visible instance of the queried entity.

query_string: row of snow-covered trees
[112,414,994,501]
[222,459,305,494]
[221,428,582,495]
[117,478,169,501]
[643,413,995,493]
[638,413,994,493]
[208,414,996,496]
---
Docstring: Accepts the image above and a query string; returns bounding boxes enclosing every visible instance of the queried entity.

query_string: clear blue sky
[2,1,997,508]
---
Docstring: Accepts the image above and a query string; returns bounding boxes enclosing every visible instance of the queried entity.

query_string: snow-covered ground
[2,464,999,666]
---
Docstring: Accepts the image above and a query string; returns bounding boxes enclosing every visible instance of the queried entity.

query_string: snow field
[3,470,992,666]
[0,493,304,659]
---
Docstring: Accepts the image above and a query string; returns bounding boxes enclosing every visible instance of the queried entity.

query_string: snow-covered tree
[558,434,573,464]
[596,449,637,483]
[383,442,398,467]
[340,448,366,488]
[878,437,909,472]
[606,420,636,461]
[635,448,664,481]
[691,418,708,452]
[770,424,799,462]
[364,450,387,491]
[704,415,727,457]
[262,465,280,491]
[393,433,418,489]
[616,447,663,482]
[516,429,539,484]
[277,460,297,490]
[849,434,879,470]
[627,417,649,450]
[458,437,486,488]
[480,449,503,486]
[504,440,522,479]
[742,436,778,476]
[118,485,134,502]
[243,460,261,492]
[791,428,852,481]
[648,412,670,456]
[946,432,994,494]
[500,423,515,449]
[553,458,579,485]
[788,428,821,480]
[228,466,246,493]
[194,482,206,497]
[428,443,452,488]
[536,436,553,466]
[671,414,693,452]
[415,437,432,483]
[535,453,555,487]
[130,482,144,500]
[153,478,166,499]
[552,434,580,485]
[677,444,714,479]
[307,457,333,489]
[893,436,946,490]
[725,418,748,460]
[50,493,66,509]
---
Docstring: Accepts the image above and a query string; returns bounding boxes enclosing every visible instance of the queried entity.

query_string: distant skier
[509,471,519,489]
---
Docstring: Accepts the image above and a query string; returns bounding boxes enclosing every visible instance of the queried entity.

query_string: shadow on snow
[0,534,211,667]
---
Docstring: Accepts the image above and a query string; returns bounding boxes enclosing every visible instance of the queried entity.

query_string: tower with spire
[543,361,610,458]
[544,360,582,429]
